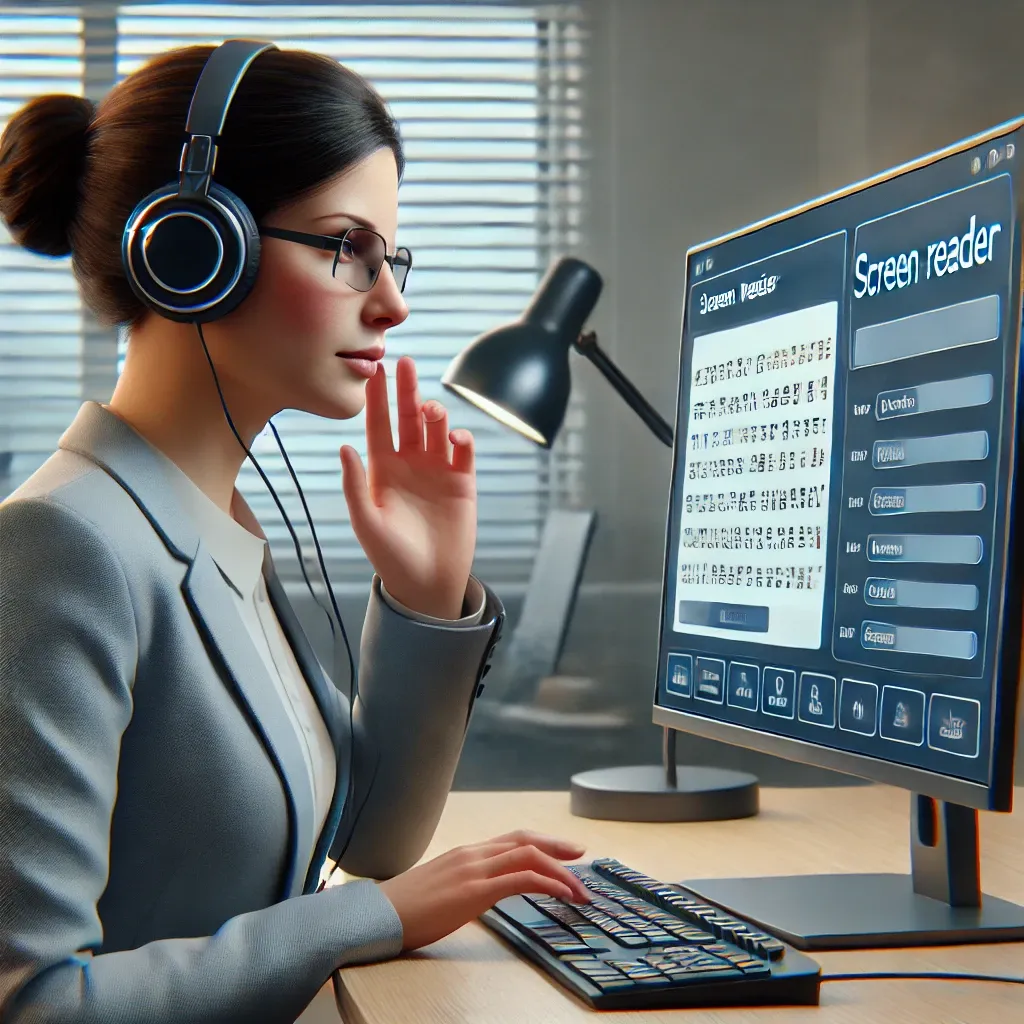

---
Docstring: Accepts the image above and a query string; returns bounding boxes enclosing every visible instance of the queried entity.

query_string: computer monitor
[653,117,1024,950]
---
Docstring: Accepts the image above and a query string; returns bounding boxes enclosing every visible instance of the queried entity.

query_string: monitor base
[569,764,759,822]
[681,872,1024,950]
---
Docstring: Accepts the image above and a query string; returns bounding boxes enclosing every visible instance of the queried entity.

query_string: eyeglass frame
[259,225,413,293]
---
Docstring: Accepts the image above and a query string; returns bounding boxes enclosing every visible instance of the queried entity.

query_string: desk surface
[333,784,1024,1023]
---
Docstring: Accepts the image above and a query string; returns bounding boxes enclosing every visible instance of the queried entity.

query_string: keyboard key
[701,943,735,956]
[550,940,594,954]
[735,961,772,975]
[591,980,636,992]
[604,958,642,969]
[592,976,635,991]
[573,960,625,978]
[568,961,637,992]
[713,947,770,970]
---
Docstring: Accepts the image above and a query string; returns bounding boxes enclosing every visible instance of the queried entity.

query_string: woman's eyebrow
[313,211,379,232]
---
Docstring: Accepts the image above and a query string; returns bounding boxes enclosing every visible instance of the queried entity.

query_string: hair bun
[0,93,95,257]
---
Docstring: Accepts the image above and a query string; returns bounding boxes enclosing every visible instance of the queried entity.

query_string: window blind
[0,1,586,592]
[0,6,85,499]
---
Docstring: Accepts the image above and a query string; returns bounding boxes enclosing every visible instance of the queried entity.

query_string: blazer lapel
[58,403,315,901]
[263,561,355,894]
[183,545,315,900]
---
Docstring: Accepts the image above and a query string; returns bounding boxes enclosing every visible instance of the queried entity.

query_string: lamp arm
[573,331,674,448]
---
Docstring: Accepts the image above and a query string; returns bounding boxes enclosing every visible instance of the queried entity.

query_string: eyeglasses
[260,225,412,293]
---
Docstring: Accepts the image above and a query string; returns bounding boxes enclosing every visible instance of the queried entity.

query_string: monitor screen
[654,120,1023,809]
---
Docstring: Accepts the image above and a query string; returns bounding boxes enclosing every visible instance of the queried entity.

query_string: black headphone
[121,39,277,323]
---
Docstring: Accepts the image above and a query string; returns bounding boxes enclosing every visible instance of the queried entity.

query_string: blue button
[677,601,770,633]
[864,578,898,605]
[665,654,692,698]
[875,385,921,420]
[694,658,725,703]
[727,662,759,712]
[861,621,899,650]
[762,667,796,719]
[879,686,925,746]
[798,673,836,728]
[928,693,981,758]
[839,679,878,736]
[861,620,977,660]
[869,487,908,515]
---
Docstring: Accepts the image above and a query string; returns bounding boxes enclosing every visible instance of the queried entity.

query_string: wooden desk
[332,785,1024,1023]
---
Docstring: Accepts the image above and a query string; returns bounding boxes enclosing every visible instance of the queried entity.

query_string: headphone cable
[264,418,382,886]
[264,420,354,683]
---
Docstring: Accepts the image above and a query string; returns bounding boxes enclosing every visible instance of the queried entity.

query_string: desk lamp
[442,256,759,822]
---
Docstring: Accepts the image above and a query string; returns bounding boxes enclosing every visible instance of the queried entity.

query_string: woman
[0,42,591,1023]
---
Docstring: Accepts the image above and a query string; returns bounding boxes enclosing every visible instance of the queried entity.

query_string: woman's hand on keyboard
[378,829,591,951]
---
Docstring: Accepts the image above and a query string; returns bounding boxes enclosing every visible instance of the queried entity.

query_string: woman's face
[215,146,409,421]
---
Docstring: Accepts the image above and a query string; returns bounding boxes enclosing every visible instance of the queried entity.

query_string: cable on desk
[824,972,1024,987]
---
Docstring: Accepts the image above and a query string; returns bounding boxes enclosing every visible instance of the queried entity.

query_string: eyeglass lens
[334,227,411,293]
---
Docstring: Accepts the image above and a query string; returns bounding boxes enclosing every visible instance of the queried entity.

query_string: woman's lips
[338,347,384,378]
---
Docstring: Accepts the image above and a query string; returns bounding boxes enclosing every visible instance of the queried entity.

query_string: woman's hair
[0,46,404,326]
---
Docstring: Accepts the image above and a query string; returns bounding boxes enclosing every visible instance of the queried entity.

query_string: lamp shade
[441,257,603,448]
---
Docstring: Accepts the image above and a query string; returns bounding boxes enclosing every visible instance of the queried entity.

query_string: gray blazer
[0,402,504,1024]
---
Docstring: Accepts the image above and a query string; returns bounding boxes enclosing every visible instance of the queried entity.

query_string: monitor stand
[681,793,1024,950]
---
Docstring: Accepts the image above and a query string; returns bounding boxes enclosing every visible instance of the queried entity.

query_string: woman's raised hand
[341,355,477,620]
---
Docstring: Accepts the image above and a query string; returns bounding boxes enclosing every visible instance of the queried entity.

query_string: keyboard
[480,858,821,1010]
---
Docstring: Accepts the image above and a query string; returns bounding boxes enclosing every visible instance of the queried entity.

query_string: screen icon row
[665,654,979,757]
[667,656,834,724]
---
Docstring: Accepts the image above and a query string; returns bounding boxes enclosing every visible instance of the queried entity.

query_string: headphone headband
[122,38,279,323]
[180,39,277,198]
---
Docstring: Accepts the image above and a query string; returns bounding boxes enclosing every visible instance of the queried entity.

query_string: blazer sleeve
[0,498,403,1024]
[330,574,504,878]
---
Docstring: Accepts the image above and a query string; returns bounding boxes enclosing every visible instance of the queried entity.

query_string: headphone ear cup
[208,181,261,314]
[121,182,261,323]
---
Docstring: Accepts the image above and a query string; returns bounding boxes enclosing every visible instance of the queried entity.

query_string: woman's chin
[301,382,368,421]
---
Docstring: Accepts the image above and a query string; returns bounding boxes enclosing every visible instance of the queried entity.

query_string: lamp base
[569,764,760,822]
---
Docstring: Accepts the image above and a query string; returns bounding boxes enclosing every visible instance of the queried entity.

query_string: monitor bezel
[652,116,1024,813]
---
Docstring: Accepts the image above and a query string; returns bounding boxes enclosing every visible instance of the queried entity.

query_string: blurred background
[2,0,1023,790]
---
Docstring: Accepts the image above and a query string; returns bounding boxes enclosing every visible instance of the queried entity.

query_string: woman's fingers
[339,444,378,535]
[364,361,395,458]
[460,840,521,862]
[386,355,472,468]
[482,844,591,903]
[481,830,586,861]
[423,400,450,459]
[477,870,576,906]
[449,427,475,475]
[395,355,424,452]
